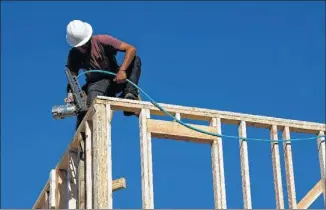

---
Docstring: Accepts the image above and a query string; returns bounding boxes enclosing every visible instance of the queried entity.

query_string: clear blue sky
[1,1,325,208]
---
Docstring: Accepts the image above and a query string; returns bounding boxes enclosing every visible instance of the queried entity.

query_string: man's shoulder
[92,34,122,48]
[92,34,113,43]
[92,34,112,39]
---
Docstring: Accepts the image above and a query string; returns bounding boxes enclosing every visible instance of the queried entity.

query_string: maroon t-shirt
[66,34,123,81]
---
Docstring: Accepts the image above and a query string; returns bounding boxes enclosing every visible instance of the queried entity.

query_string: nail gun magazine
[52,67,88,119]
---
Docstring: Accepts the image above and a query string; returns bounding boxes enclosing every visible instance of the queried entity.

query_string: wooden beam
[67,150,78,209]
[106,104,113,208]
[32,182,50,209]
[317,131,326,206]
[34,96,325,209]
[54,104,96,172]
[43,191,49,209]
[85,120,93,209]
[44,169,68,209]
[78,139,85,209]
[283,127,297,209]
[32,177,127,209]
[34,190,49,209]
[33,100,117,209]
[49,169,56,209]
[92,103,113,209]
[217,118,227,209]
[139,108,154,209]
[210,117,227,208]
[146,111,154,209]
[147,119,218,143]
[239,121,252,209]
[57,170,68,209]
[297,178,325,209]
[96,96,326,134]
[270,125,284,209]
[210,118,222,209]
[35,96,324,208]
[112,177,127,190]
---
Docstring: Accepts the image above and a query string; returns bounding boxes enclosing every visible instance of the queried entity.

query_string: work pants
[75,55,141,130]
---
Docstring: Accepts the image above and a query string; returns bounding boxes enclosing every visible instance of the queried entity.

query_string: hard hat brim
[66,23,93,48]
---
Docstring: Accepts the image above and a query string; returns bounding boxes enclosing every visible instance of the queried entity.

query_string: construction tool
[52,67,88,119]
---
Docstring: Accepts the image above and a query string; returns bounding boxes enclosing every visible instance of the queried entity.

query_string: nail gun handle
[65,67,87,112]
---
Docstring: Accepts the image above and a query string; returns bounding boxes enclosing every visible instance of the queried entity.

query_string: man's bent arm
[99,35,136,71]
[118,42,136,71]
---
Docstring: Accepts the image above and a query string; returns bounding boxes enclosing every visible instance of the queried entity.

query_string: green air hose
[77,70,325,143]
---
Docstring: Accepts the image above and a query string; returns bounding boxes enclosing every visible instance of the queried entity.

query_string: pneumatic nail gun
[51,67,88,119]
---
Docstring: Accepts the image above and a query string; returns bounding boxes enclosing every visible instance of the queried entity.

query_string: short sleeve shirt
[66,34,123,77]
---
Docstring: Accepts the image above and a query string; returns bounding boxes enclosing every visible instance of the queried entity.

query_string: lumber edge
[95,96,326,134]
[297,178,325,209]
[33,102,118,209]
[33,97,324,208]
[32,177,127,209]
[33,107,95,209]
[32,181,50,209]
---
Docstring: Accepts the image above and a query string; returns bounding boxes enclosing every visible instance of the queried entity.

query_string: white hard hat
[66,20,93,47]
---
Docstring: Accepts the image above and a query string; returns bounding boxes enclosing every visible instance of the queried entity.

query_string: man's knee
[86,90,104,107]
[133,56,141,75]
[86,79,111,106]
[134,55,141,68]
[127,56,141,72]
[127,56,141,79]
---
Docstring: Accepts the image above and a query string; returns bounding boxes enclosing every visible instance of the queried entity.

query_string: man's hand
[64,93,74,103]
[114,70,127,84]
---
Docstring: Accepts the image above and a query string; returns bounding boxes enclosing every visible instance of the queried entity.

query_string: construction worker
[64,20,142,129]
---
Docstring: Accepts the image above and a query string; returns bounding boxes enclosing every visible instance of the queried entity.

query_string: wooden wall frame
[32,96,326,209]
